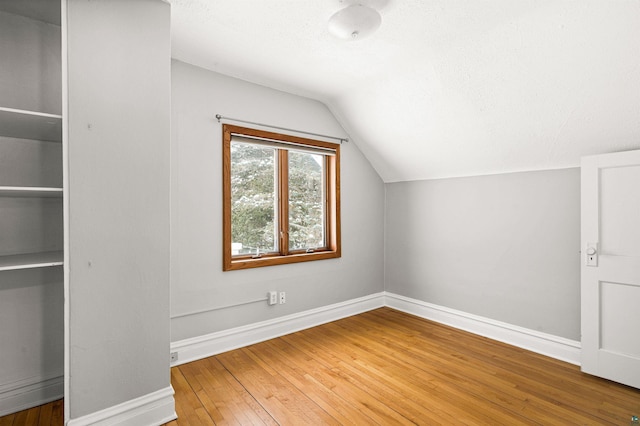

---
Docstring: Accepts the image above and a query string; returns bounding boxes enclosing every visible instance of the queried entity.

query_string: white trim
[171,291,581,372]
[67,386,176,426]
[61,0,71,422]
[171,292,385,366]
[0,372,63,417]
[384,292,581,365]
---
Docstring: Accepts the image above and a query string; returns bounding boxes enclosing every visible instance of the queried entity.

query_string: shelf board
[0,107,62,142]
[0,251,63,272]
[0,186,63,197]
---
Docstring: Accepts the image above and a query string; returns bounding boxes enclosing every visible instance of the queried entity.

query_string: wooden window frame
[223,124,341,271]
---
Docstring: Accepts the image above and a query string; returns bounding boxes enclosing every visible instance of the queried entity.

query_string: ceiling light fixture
[328,4,381,41]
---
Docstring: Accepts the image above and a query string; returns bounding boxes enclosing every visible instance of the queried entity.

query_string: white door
[581,149,640,389]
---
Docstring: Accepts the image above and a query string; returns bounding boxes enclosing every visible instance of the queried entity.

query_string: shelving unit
[0,186,63,197]
[0,107,62,143]
[0,251,64,272]
[0,5,63,272]
[0,1,65,416]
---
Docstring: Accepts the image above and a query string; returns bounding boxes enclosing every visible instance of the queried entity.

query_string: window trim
[222,124,341,271]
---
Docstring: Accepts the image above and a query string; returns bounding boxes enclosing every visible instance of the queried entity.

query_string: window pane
[288,151,325,250]
[230,142,278,255]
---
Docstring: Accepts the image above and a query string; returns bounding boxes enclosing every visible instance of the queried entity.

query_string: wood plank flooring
[0,399,63,426]
[2,307,639,425]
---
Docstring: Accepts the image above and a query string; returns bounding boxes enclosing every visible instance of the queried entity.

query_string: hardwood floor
[0,399,63,426]
[2,307,639,425]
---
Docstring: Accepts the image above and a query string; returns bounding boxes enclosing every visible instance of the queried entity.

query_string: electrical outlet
[279,291,286,304]
[268,291,278,305]
[170,352,178,363]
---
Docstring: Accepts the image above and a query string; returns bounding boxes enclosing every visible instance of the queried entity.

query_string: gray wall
[385,168,581,340]
[170,60,385,341]
[66,0,171,419]
[0,10,61,115]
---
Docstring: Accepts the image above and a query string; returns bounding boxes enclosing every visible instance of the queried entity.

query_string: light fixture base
[328,4,381,41]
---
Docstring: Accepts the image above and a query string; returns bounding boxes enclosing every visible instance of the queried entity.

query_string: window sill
[224,250,340,271]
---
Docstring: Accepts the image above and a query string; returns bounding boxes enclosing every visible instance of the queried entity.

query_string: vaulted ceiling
[171,0,640,182]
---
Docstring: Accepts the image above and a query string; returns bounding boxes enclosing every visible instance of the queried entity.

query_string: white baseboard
[67,386,176,426]
[171,291,580,370]
[384,292,581,365]
[171,292,386,366]
[0,371,63,417]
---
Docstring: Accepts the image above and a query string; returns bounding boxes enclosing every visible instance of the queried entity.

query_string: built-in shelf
[0,186,63,197]
[0,107,62,142]
[0,251,63,272]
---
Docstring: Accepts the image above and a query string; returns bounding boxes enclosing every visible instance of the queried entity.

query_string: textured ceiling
[171,0,640,182]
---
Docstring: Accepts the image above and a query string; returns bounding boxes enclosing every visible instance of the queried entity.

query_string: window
[223,124,341,271]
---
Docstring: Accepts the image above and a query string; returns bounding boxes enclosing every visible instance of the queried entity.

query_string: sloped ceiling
[171,0,640,182]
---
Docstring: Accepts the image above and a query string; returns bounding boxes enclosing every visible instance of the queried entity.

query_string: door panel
[600,281,640,357]
[581,149,640,389]
[599,165,640,256]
